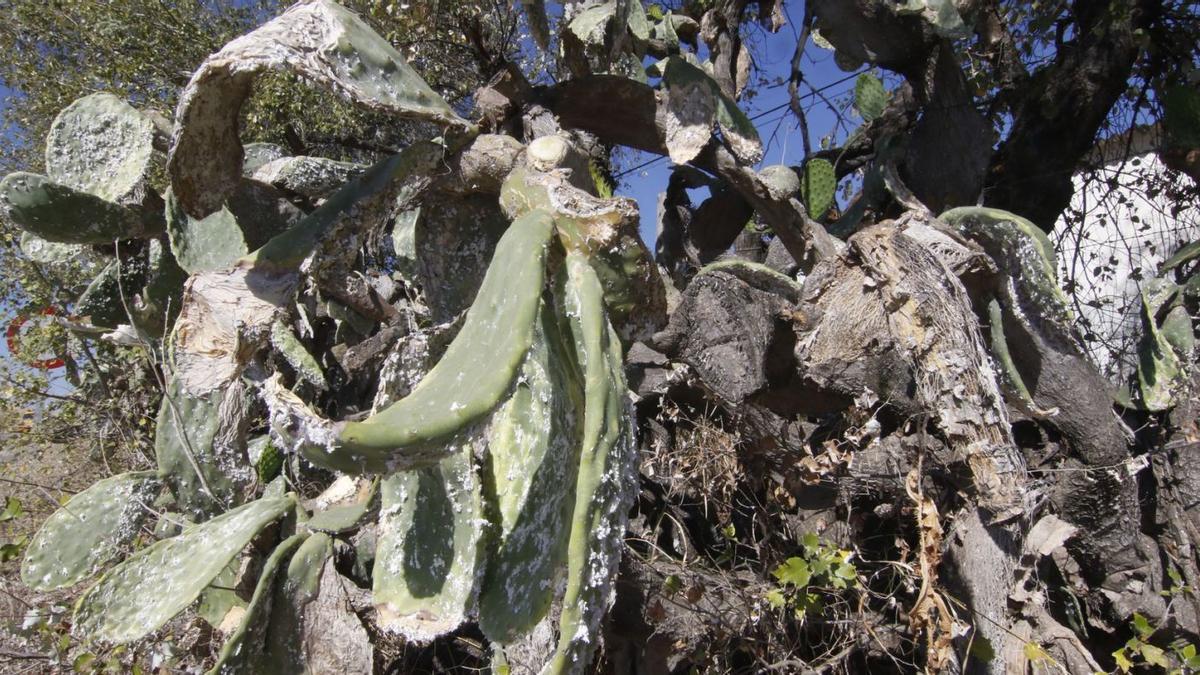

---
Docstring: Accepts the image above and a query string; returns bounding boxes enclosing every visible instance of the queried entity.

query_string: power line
[613,70,861,179]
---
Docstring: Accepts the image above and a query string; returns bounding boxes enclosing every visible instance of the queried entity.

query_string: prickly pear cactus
[800,158,836,220]
[73,495,295,643]
[45,92,158,205]
[0,172,152,244]
[21,471,160,591]
[855,73,887,122]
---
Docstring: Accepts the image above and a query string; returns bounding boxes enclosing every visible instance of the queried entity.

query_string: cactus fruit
[478,304,582,643]
[207,533,309,675]
[72,495,295,643]
[45,92,157,205]
[855,73,887,122]
[0,172,152,244]
[800,158,836,220]
[20,471,160,591]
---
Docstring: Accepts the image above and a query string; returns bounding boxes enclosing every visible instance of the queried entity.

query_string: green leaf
[854,73,886,122]
[73,652,97,673]
[1138,642,1170,668]
[0,496,23,522]
[1132,612,1154,639]
[1113,647,1133,672]
[801,532,819,551]
[772,557,811,588]
[1,540,25,562]
[765,588,787,609]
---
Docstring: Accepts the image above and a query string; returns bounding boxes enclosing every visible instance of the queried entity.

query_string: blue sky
[611,11,867,245]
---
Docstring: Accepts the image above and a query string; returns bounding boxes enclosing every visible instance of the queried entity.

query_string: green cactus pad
[45,93,157,205]
[132,237,188,337]
[197,557,248,629]
[165,183,300,275]
[169,0,466,218]
[306,479,378,534]
[986,297,1042,414]
[479,303,582,643]
[154,376,255,521]
[18,232,85,264]
[255,532,332,673]
[72,495,294,644]
[1159,238,1200,274]
[854,73,887,122]
[271,320,326,388]
[207,533,308,675]
[699,259,804,302]
[0,172,151,244]
[20,471,160,592]
[76,257,147,329]
[659,57,762,165]
[242,143,291,176]
[939,206,1072,327]
[252,155,365,200]
[544,253,637,675]
[303,209,554,473]
[373,433,487,642]
[1135,285,1190,411]
[800,158,836,220]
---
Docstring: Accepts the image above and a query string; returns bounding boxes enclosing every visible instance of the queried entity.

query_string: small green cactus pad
[45,93,157,205]
[1132,282,1190,410]
[207,533,308,675]
[939,206,1072,327]
[154,376,255,521]
[800,158,836,220]
[0,172,151,244]
[242,143,291,176]
[318,210,554,473]
[306,479,378,534]
[169,0,466,218]
[373,433,487,642]
[249,436,284,484]
[252,156,365,200]
[72,495,294,644]
[545,253,637,675]
[1162,85,1200,149]
[165,182,301,275]
[132,237,187,337]
[566,2,616,48]
[20,471,159,592]
[1160,238,1200,274]
[986,298,1042,414]
[19,232,85,264]
[270,320,326,388]
[479,304,582,644]
[197,557,248,629]
[76,257,147,329]
[854,73,887,122]
[659,56,762,165]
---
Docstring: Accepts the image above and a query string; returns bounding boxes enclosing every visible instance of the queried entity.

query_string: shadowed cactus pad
[0,172,152,244]
[21,471,160,591]
[73,495,295,643]
[855,73,886,122]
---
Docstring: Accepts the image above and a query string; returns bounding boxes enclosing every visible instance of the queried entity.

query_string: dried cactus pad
[73,495,294,644]
[169,0,466,218]
[21,471,160,592]
[45,92,157,204]
[0,172,151,244]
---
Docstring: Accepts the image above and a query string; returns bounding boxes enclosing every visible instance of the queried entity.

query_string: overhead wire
[613,70,861,179]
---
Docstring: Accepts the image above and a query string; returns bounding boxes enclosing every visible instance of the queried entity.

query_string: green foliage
[1163,85,1200,149]
[766,533,858,623]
